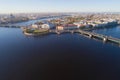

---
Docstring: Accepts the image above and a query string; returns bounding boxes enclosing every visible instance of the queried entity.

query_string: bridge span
[49,29,120,45]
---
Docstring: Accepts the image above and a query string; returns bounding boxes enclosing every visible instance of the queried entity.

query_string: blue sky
[0,0,119,13]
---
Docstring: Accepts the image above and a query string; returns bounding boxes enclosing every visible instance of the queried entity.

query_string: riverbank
[22,28,49,36]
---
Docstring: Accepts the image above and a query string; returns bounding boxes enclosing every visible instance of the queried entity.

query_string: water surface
[0,28,120,80]
[93,25,120,38]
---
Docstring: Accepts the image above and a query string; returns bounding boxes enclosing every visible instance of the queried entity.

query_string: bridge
[0,24,21,28]
[49,29,120,45]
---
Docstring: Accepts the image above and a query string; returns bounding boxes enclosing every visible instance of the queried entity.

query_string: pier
[49,29,120,45]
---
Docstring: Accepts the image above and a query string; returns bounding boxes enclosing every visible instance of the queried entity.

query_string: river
[92,25,120,38]
[7,17,61,26]
[0,25,120,80]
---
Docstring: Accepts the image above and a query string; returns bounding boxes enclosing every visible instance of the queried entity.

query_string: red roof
[64,24,77,27]
[57,24,77,27]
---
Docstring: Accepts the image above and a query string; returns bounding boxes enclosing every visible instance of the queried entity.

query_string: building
[56,25,64,30]
[56,24,78,30]
[41,24,50,29]
[31,24,38,29]
[74,22,87,28]
[38,21,55,29]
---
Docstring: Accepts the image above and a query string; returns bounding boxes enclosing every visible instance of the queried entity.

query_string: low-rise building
[41,24,50,29]
[56,24,78,30]
[56,25,64,30]
[31,24,38,29]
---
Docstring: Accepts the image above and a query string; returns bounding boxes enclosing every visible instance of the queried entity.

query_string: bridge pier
[71,31,74,34]
[119,44,120,47]
[103,37,108,42]
[80,32,83,35]
[56,31,60,35]
[89,34,93,38]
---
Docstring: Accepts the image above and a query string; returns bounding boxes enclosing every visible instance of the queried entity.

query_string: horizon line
[0,11,120,14]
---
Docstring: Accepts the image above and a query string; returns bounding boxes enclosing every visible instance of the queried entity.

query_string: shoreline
[23,29,49,36]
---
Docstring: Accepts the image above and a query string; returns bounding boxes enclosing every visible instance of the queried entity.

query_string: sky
[0,0,120,13]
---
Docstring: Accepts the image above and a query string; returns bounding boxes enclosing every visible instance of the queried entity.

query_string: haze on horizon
[0,0,120,14]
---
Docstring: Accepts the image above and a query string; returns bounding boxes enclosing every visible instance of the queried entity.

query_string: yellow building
[31,24,38,29]
[56,26,64,30]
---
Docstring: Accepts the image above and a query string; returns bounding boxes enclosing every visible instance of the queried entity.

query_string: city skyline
[0,0,120,13]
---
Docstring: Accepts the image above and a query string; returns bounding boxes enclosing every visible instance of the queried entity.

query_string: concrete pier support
[71,31,74,34]
[118,43,120,47]
[57,31,60,35]
[89,34,92,38]
[103,37,108,42]
[80,32,83,35]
